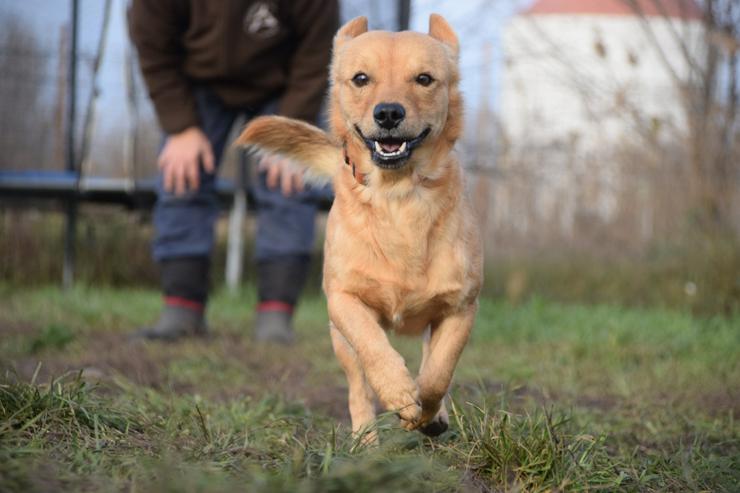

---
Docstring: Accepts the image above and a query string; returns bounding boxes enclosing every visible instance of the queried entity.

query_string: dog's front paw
[379,380,422,430]
[419,406,449,436]
[396,394,422,431]
[419,416,448,436]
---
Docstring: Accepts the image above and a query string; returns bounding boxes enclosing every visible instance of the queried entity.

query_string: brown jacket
[129,0,338,134]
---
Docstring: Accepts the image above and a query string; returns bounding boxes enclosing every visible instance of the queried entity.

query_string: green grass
[483,233,740,316]
[3,210,739,315]
[1,285,738,492]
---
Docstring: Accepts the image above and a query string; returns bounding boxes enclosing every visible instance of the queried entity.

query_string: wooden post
[225,153,248,292]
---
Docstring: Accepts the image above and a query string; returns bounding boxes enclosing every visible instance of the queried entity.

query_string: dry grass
[1,285,738,492]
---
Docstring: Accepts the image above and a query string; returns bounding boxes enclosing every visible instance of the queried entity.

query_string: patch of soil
[455,378,739,418]
[294,383,349,420]
[211,332,350,420]
[454,378,550,409]
[686,389,740,417]
[0,319,37,337]
[9,331,167,388]
[5,328,351,422]
[644,388,740,419]
[454,378,625,415]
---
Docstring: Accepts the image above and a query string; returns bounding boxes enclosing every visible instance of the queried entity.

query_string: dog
[237,14,482,439]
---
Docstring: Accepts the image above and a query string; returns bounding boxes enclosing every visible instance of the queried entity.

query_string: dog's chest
[333,226,468,334]
[324,179,476,333]
[373,255,465,334]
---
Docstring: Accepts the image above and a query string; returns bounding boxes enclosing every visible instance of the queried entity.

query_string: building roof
[522,0,703,20]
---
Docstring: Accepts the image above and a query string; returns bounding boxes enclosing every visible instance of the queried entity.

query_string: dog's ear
[428,14,459,57]
[334,16,368,49]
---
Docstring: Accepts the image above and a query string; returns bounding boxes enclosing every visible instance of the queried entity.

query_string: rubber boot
[254,309,295,345]
[131,303,208,341]
[253,256,310,344]
[131,257,210,341]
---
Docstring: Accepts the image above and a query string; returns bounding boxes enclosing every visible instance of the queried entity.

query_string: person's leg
[251,175,331,343]
[134,88,236,340]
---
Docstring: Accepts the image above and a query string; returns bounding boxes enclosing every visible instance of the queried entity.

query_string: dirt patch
[0,319,37,337]
[9,332,167,388]
[210,332,350,420]
[5,328,351,422]
[454,378,624,414]
[292,383,349,420]
[691,389,740,417]
[575,394,619,411]
[469,382,739,418]
[455,379,551,409]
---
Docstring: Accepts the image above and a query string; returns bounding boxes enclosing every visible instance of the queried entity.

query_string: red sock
[257,300,294,314]
[164,296,205,313]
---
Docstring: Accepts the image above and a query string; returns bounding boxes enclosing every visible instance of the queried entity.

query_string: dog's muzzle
[355,126,432,169]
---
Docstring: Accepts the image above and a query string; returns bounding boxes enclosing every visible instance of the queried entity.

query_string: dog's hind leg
[417,327,450,437]
[330,323,377,443]
[416,304,477,433]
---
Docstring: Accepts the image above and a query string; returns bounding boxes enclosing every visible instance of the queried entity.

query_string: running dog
[237,14,482,438]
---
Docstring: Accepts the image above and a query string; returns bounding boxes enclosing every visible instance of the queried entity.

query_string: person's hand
[158,126,215,195]
[258,154,305,196]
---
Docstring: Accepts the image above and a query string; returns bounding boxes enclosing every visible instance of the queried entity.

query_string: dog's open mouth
[355,126,431,169]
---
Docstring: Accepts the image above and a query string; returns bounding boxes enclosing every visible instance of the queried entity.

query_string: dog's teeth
[374,140,411,157]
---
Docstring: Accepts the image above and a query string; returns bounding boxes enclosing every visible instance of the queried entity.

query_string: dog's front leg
[328,292,422,430]
[330,323,377,442]
[416,304,477,431]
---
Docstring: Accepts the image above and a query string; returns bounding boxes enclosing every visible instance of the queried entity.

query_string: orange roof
[523,0,703,20]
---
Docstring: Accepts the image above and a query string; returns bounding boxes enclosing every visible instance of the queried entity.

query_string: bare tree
[0,13,49,170]
[623,0,739,232]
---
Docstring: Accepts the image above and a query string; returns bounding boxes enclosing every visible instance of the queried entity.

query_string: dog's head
[329,15,461,171]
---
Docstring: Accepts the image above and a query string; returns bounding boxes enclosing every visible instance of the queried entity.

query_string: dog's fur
[237,15,482,438]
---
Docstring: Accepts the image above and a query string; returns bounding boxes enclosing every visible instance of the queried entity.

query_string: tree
[0,13,49,170]
[623,0,739,232]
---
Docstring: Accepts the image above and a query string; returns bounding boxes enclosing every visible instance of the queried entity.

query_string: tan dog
[238,15,482,438]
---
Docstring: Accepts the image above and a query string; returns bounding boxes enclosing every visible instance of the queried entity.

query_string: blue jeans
[152,87,330,262]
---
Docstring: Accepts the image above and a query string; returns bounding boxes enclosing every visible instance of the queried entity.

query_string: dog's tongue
[380,142,401,153]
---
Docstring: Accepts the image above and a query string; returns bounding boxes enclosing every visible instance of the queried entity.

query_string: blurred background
[0,0,738,315]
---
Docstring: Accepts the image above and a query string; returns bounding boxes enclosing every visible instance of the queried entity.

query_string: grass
[484,233,740,316]
[3,210,739,315]
[1,285,738,492]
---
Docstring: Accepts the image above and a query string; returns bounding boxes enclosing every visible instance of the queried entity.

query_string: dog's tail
[236,116,342,181]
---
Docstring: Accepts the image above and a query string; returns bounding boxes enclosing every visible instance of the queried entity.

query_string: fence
[0,0,410,288]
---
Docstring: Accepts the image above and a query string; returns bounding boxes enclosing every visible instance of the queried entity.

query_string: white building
[501,0,705,150]
[493,0,706,238]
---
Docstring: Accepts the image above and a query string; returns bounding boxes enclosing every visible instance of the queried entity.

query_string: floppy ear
[334,16,368,49]
[428,14,459,56]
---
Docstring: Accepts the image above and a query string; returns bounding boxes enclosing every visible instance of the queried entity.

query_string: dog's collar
[343,143,368,186]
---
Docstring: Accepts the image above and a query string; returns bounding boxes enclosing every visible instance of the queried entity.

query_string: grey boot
[253,310,294,345]
[131,305,208,341]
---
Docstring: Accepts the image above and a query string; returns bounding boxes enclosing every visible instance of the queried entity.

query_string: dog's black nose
[373,103,406,129]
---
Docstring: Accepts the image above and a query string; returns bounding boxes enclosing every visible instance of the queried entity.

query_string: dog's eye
[351,72,370,87]
[415,73,434,87]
